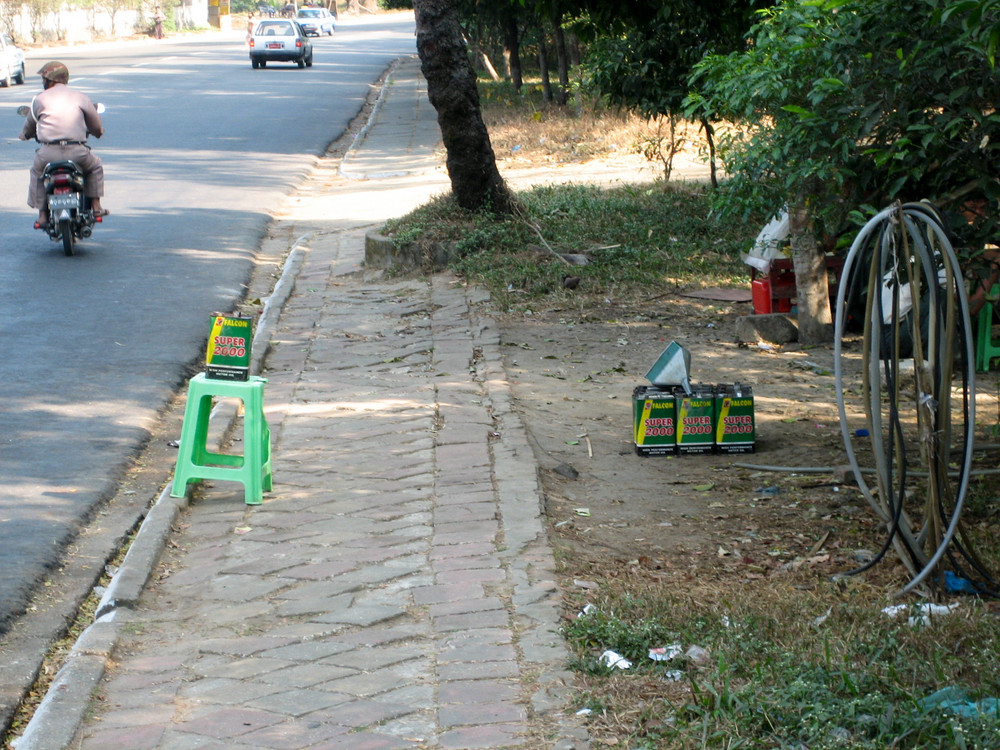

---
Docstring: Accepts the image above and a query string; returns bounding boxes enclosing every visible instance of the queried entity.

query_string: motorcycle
[16,102,105,257]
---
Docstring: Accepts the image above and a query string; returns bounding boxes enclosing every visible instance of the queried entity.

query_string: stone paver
[17,53,587,750]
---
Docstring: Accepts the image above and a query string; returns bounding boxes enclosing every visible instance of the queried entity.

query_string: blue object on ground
[944,570,983,595]
[920,686,1000,718]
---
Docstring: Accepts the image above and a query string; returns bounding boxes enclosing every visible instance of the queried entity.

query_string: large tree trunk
[538,35,553,102]
[501,13,522,91]
[552,13,568,106]
[789,197,833,343]
[413,0,515,214]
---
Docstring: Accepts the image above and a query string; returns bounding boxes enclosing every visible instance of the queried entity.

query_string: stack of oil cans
[633,382,755,456]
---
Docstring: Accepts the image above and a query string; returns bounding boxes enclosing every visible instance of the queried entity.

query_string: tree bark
[552,13,568,106]
[413,0,515,214]
[567,32,581,68]
[538,35,552,102]
[501,13,522,91]
[789,197,833,343]
[699,117,718,189]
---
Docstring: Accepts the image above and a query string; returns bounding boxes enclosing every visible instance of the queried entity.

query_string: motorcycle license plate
[49,194,80,211]
[266,42,283,49]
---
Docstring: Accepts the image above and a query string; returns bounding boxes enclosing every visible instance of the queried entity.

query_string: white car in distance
[0,33,25,87]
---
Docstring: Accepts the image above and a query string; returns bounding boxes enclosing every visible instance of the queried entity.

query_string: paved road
[0,16,418,637]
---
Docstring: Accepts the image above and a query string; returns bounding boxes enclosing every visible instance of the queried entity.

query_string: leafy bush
[689,0,1000,258]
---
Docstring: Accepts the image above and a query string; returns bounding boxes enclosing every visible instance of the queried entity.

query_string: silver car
[249,19,314,69]
[0,33,25,87]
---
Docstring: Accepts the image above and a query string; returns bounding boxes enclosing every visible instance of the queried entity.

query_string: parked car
[249,19,313,69]
[0,33,25,87]
[295,7,335,36]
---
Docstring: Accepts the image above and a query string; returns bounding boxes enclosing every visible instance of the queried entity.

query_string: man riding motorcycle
[19,61,107,229]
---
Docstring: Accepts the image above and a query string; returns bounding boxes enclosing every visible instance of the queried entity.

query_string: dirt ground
[498,291,877,585]
[490,157,1000,598]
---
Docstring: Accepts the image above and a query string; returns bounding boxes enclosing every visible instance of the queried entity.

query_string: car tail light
[296,39,303,47]
[249,39,256,48]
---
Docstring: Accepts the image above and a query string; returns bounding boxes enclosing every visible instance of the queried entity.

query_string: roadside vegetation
[384,184,750,312]
[563,571,1000,749]
[383,61,1000,750]
[384,83,753,312]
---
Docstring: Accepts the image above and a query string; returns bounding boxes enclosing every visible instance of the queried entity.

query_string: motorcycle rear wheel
[60,218,74,256]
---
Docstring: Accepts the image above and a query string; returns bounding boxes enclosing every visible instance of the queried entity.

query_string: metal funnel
[645,341,692,395]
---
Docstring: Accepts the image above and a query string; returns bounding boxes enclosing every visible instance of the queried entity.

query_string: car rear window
[257,22,293,35]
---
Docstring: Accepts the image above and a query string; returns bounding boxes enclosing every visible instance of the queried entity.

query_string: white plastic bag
[743,209,789,274]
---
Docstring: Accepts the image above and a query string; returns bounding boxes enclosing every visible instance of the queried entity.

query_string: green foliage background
[687,0,1000,259]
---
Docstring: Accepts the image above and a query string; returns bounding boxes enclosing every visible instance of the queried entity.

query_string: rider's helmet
[38,61,69,85]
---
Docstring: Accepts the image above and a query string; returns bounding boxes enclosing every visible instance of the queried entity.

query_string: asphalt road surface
[0,15,418,636]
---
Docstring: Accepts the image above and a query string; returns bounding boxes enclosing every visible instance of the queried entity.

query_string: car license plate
[266,42,282,49]
[48,194,79,211]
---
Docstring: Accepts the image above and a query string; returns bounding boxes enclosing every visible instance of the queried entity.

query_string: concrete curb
[12,615,124,750]
[338,55,412,180]
[461,283,590,750]
[93,489,188,620]
[251,233,310,375]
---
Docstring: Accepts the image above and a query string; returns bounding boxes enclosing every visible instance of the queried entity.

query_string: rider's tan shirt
[21,83,103,144]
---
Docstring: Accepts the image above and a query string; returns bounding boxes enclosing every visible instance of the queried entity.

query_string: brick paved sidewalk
[65,225,584,749]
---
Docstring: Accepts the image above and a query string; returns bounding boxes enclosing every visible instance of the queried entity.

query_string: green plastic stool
[976,284,1000,373]
[171,373,272,505]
